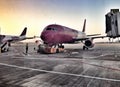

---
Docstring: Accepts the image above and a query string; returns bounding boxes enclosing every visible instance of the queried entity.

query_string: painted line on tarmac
[13,56,120,72]
[0,62,120,82]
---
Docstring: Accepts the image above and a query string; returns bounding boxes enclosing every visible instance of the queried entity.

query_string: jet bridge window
[46,28,56,31]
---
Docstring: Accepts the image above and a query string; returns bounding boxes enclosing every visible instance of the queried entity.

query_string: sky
[0,0,120,41]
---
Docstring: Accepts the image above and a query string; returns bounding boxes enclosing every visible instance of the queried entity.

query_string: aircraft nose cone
[41,32,51,42]
[41,31,54,44]
[40,33,46,41]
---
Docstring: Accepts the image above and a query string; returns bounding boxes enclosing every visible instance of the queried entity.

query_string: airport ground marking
[14,56,120,72]
[0,62,120,82]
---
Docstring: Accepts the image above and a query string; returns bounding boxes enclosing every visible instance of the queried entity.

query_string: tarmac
[0,42,120,87]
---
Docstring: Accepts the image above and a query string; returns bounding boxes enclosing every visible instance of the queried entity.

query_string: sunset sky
[0,0,120,40]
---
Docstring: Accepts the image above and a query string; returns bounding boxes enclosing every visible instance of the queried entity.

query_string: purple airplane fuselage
[40,24,79,46]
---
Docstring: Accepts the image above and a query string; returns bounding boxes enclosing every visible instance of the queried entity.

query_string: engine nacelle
[84,39,94,48]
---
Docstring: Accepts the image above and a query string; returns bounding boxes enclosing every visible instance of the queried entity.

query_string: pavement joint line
[0,62,120,82]
[13,56,120,72]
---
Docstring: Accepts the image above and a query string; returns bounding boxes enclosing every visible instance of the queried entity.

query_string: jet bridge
[105,9,120,38]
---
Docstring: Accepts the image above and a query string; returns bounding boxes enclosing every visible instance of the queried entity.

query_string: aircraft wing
[74,38,89,41]
[87,34,101,36]
[91,36,107,39]
[1,35,35,44]
[25,36,35,39]
[74,36,107,41]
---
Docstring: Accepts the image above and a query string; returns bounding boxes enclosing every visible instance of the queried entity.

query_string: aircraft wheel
[83,46,86,50]
[7,48,9,51]
[8,43,11,47]
[61,45,64,48]
[56,48,59,53]
[86,47,88,50]
[83,46,88,50]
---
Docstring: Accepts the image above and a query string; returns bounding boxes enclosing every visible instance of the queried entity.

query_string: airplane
[40,19,106,53]
[0,27,34,52]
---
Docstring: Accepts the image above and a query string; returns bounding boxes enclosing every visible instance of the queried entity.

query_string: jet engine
[84,39,94,48]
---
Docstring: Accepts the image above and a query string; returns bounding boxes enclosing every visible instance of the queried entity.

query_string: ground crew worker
[26,43,28,54]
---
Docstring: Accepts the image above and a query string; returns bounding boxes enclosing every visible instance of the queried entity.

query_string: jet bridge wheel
[83,46,88,50]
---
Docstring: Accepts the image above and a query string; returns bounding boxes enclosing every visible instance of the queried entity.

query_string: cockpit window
[46,28,52,30]
[46,28,56,31]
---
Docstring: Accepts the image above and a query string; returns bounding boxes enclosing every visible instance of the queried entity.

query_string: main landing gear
[83,46,88,50]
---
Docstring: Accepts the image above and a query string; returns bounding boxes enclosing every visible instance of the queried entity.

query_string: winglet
[82,19,86,32]
[20,27,27,36]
